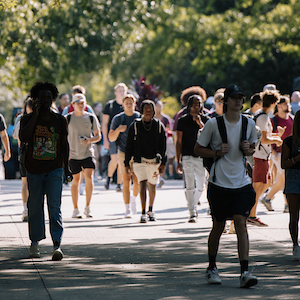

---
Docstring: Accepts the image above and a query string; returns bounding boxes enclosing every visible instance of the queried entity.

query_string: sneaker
[130,196,137,215]
[228,221,236,234]
[22,209,28,222]
[261,197,274,211]
[52,247,63,261]
[188,215,197,223]
[125,210,132,218]
[29,245,40,258]
[205,267,222,285]
[140,214,147,223]
[283,204,289,213]
[292,245,300,261]
[240,271,258,288]
[116,184,122,192]
[84,206,92,218]
[157,179,164,188]
[72,208,82,219]
[147,211,156,221]
[247,217,268,227]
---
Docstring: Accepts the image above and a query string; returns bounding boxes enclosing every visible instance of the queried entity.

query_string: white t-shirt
[253,112,272,160]
[66,112,100,160]
[197,115,257,189]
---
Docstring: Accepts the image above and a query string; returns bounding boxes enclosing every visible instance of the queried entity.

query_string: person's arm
[108,125,127,142]
[175,130,183,174]
[102,114,110,149]
[60,117,72,182]
[194,143,228,158]
[82,129,101,145]
[281,141,300,169]
[124,123,135,174]
[0,130,11,162]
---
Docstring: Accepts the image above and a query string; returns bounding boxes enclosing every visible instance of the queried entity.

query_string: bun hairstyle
[187,94,203,114]
[141,99,156,117]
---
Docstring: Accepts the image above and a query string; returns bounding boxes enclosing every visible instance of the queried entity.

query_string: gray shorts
[109,141,118,155]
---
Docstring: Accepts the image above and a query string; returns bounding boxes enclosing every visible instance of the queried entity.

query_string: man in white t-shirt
[194,84,258,288]
[66,94,101,218]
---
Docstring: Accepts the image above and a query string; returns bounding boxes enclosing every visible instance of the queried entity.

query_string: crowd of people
[1,80,300,289]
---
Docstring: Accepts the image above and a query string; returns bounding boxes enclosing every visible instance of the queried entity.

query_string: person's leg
[132,173,140,197]
[193,157,206,205]
[139,180,147,213]
[182,156,197,217]
[45,168,63,246]
[233,214,249,263]
[105,153,119,189]
[147,183,156,208]
[122,173,131,205]
[27,173,46,243]
[22,177,29,205]
[287,194,300,246]
[266,172,284,200]
[83,168,94,207]
[250,182,267,217]
[208,219,226,267]
[71,172,81,209]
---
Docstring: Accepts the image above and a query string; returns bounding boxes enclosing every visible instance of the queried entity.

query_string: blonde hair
[114,83,128,93]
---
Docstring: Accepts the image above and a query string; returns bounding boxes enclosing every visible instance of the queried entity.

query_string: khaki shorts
[133,158,160,185]
[118,150,134,174]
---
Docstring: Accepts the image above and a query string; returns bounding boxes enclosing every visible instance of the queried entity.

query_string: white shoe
[84,206,92,218]
[205,267,222,284]
[52,247,64,261]
[125,210,132,218]
[140,214,147,223]
[240,271,258,288]
[293,245,300,261]
[22,209,28,222]
[130,196,137,215]
[147,211,156,221]
[72,208,82,218]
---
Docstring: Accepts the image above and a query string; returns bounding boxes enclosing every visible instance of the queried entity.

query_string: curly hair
[180,86,207,106]
[29,81,59,100]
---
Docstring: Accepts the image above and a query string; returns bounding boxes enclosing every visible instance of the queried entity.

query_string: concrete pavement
[0,178,299,300]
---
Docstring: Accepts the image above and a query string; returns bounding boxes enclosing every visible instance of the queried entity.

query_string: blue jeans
[27,168,63,245]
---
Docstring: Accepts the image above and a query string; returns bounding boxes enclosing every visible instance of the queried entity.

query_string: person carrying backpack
[194,84,258,288]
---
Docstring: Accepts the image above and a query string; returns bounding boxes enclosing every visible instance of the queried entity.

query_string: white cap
[72,93,86,104]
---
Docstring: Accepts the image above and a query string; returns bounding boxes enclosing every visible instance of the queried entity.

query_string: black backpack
[202,115,248,181]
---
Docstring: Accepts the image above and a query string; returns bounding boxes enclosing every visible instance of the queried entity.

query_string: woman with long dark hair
[281,110,300,261]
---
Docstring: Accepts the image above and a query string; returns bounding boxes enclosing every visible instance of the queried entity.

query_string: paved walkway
[0,178,299,300]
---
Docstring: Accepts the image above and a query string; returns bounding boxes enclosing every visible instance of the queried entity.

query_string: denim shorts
[284,168,300,195]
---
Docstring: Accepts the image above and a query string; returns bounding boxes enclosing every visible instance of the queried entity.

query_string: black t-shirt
[177,114,209,157]
[0,114,7,131]
[283,136,300,169]
[103,99,123,130]
[20,112,68,174]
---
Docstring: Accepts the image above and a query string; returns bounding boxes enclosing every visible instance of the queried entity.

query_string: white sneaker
[147,211,156,221]
[130,196,137,215]
[205,267,222,284]
[293,245,300,261]
[84,206,92,218]
[125,210,132,218]
[140,214,147,223]
[22,209,28,222]
[52,247,64,261]
[240,271,258,288]
[72,208,82,218]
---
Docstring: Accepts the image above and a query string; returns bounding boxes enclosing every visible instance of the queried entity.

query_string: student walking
[176,94,209,222]
[194,84,258,288]
[66,94,101,218]
[108,94,140,218]
[125,100,166,223]
[20,81,71,260]
[281,110,300,261]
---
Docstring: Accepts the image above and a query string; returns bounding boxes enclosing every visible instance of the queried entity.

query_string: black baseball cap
[224,84,245,99]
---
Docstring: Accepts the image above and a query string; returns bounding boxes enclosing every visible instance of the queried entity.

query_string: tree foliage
[1,0,300,119]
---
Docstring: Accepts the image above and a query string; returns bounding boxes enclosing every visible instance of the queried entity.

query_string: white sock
[125,203,130,212]
[23,202,28,211]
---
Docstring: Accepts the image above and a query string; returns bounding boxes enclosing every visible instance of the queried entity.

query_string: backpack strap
[241,115,248,142]
[216,115,227,143]
[89,115,94,130]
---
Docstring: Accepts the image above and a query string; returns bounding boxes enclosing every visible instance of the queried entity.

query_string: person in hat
[65,93,101,219]
[194,84,258,288]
